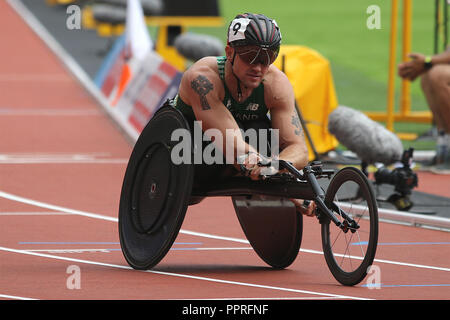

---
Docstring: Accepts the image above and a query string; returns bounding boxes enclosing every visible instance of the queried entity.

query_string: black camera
[374,148,418,211]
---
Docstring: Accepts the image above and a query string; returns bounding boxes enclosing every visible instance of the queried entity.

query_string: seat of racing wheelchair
[119,103,309,271]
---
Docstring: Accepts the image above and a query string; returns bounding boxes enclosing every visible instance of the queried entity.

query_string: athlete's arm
[178,59,258,164]
[265,67,309,170]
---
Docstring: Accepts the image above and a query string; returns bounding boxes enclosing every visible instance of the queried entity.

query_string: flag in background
[111,0,153,106]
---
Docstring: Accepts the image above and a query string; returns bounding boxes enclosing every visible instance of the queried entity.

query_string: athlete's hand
[240,153,279,180]
[290,199,317,217]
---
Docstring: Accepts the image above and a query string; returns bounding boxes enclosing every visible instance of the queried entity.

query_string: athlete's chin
[243,77,262,88]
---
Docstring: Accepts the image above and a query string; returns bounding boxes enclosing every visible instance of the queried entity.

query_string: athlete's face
[226,46,272,89]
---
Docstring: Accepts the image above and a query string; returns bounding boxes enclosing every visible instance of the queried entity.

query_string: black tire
[118,105,194,270]
[321,167,378,286]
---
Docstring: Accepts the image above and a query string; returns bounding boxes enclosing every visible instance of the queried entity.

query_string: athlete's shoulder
[179,57,224,105]
[264,65,293,94]
[265,64,290,85]
[183,57,220,79]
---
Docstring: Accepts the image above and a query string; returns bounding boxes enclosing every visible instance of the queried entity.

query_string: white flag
[112,0,152,105]
[126,0,152,60]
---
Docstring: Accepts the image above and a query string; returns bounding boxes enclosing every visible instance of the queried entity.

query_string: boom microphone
[95,0,163,15]
[92,4,127,24]
[92,0,163,24]
[328,106,403,165]
[174,33,225,62]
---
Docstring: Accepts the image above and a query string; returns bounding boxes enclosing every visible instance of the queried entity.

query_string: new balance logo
[246,103,259,111]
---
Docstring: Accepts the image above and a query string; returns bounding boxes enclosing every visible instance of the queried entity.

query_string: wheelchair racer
[174,13,315,216]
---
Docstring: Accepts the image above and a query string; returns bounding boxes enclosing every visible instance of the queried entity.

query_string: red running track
[0,1,449,302]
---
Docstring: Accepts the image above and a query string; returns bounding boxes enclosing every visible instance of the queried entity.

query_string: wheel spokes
[329,181,371,273]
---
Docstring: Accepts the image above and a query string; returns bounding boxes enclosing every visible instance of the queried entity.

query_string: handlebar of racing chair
[252,159,360,233]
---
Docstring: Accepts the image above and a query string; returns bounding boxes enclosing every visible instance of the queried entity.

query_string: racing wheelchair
[118,103,379,286]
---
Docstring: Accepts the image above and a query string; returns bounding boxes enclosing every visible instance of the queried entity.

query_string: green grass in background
[187,0,444,150]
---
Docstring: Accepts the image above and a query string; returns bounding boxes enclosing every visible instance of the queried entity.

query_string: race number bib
[228,18,251,42]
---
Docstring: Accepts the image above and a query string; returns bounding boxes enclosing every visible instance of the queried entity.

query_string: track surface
[1,1,449,302]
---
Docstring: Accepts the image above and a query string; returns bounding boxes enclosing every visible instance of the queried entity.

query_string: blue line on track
[18,242,202,245]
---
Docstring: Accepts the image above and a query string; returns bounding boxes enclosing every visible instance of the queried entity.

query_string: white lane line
[184,232,450,272]
[0,211,70,216]
[180,229,249,244]
[0,190,117,222]
[20,247,252,253]
[22,249,116,253]
[0,293,38,300]
[0,189,449,272]
[0,109,101,116]
[173,296,345,300]
[0,153,128,164]
[0,152,112,157]
[172,247,253,251]
[0,246,368,300]
[0,159,128,164]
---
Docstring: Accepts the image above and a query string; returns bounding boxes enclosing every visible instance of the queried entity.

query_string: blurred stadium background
[25,0,449,152]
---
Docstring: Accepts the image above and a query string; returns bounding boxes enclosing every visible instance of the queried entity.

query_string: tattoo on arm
[291,112,304,136]
[191,75,214,110]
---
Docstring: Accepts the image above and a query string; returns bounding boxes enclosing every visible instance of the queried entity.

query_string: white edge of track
[1,187,450,301]
[6,1,450,233]
[1,189,449,273]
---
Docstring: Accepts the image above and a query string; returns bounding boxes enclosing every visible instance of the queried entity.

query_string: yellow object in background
[274,45,339,160]
[154,24,187,72]
[148,17,224,72]
[46,0,76,5]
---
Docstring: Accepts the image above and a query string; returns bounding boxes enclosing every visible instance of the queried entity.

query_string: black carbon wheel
[119,105,194,270]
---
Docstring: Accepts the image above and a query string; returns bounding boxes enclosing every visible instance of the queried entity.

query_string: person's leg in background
[421,64,450,170]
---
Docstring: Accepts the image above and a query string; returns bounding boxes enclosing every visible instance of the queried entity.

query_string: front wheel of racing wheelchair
[118,102,378,286]
[321,166,378,286]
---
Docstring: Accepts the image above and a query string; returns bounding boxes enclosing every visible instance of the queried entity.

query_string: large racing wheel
[119,104,194,270]
[321,166,378,286]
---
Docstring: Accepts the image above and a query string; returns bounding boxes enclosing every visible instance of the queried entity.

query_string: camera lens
[374,167,396,185]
